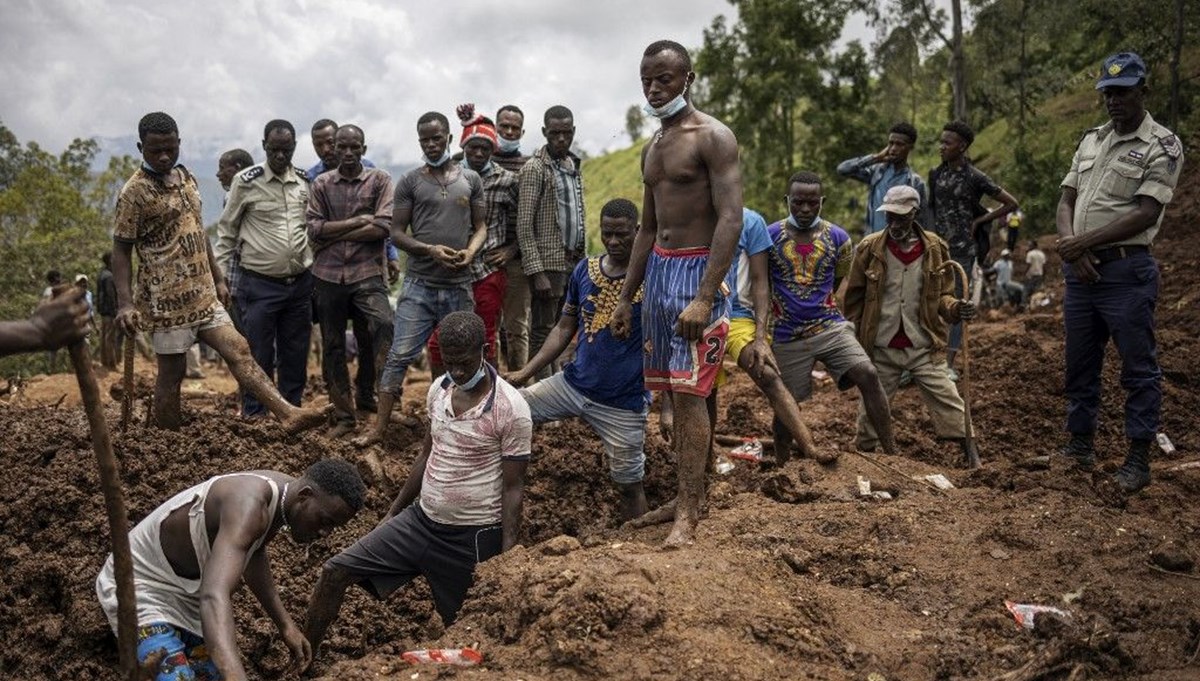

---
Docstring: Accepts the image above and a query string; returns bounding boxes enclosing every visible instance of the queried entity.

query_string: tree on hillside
[625,105,646,142]
[696,0,853,209]
[0,123,134,375]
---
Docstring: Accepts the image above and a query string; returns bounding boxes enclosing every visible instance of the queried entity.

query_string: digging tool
[941,259,981,469]
[121,334,134,432]
[68,338,138,681]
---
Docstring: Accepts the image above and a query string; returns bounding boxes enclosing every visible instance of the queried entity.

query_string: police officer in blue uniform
[1055,52,1184,492]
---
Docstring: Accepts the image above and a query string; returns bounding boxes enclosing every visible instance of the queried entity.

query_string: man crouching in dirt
[303,312,531,667]
[95,459,366,681]
[505,198,650,522]
[112,111,327,433]
[844,185,980,467]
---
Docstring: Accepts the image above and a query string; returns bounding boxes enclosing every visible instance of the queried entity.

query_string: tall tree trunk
[1018,0,1028,145]
[951,0,967,122]
[1169,0,1183,128]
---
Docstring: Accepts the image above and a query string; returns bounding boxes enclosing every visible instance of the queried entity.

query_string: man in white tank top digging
[96,459,365,681]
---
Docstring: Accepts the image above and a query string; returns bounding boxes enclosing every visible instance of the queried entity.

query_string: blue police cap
[1096,52,1146,90]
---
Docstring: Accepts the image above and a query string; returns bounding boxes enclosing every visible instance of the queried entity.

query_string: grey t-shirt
[394,163,486,285]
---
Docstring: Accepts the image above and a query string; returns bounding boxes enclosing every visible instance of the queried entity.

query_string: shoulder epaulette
[294,166,311,180]
[1158,134,1182,160]
[1077,126,1101,147]
[239,166,264,183]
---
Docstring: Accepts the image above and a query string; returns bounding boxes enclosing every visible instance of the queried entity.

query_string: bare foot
[623,499,677,529]
[281,405,330,435]
[327,422,356,440]
[351,431,381,449]
[663,508,698,549]
[813,449,840,465]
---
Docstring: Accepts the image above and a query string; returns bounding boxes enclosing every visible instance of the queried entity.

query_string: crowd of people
[4,43,1181,681]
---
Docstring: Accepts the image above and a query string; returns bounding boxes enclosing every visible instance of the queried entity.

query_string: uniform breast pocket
[1101,163,1142,199]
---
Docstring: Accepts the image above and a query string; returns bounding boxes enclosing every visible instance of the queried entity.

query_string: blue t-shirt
[561,256,649,412]
[725,208,774,320]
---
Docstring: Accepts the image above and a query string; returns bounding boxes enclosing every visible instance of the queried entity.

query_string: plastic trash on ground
[1157,433,1176,455]
[856,476,893,500]
[401,648,483,666]
[920,473,955,490]
[714,453,736,475]
[728,438,764,463]
[1004,601,1073,629]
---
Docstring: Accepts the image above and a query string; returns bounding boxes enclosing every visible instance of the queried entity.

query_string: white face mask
[425,150,452,167]
[451,352,488,390]
[787,213,821,231]
[497,136,520,154]
[643,84,689,119]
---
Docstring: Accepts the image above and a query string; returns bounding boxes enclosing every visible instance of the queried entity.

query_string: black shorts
[326,504,502,624]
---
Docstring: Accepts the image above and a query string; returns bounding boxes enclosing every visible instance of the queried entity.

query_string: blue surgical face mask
[497,136,520,154]
[425,150,452,167]
[643,85,689,119]
[451,355,487,391]
[787,213,821,231]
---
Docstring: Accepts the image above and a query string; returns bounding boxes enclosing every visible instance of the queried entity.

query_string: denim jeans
[1063,254,1161,441]
[379,277,474,395]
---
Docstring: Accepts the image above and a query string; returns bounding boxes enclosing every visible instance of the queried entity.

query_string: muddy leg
[200,324,325,434]
[153,353,186,430]
[353,391,396,448]
[665,393,710,548]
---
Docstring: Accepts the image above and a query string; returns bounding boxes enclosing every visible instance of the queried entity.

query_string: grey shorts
[151,304,233,355]
[774,321,872,401]
[520,372,648,484]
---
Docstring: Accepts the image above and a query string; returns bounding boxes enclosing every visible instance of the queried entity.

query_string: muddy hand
[674,298,713,341]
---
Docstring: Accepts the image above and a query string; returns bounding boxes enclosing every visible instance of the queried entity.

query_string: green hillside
[581,140,647,253]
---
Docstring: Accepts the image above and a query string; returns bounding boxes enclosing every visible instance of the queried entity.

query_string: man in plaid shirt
[517,105,586,381]
[428,106,519,372]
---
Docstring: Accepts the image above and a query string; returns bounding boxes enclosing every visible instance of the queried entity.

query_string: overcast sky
[0,0,900,169]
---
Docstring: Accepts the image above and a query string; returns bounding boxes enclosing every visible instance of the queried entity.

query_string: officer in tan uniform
[215,119,315,418]
[1055,52,1184,492]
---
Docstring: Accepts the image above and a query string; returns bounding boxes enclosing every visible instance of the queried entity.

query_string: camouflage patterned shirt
[929,161,1001,259]
[113,166,218,331]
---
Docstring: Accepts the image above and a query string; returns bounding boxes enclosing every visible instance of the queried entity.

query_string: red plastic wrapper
[728,438,763,463]
[401,647,483,666]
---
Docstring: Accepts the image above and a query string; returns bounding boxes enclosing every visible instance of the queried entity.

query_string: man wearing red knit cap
[427,104,519,376]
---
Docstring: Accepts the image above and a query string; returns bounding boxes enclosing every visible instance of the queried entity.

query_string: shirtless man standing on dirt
[112,112,326,433]
[95,459,365,681]
[611,40,742,547]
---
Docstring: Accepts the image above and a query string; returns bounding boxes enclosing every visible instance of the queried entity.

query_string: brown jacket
[843,227,962,352]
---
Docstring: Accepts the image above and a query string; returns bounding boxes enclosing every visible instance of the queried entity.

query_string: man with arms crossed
[611,40,742,548]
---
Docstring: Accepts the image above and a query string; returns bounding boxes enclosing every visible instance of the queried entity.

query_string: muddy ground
[2,157,1198,680]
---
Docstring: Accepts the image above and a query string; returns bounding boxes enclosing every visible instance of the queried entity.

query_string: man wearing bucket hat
[844,185,980,467]
[1054,51,1184,493]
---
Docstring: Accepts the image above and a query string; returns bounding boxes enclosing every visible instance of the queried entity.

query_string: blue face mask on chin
[787,213,821,231]
[643,85,689,119]
[426,150,452,167]
[497,137,520,154]
[451,357,487,391]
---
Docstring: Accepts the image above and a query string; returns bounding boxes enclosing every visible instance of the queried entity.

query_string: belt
[1091,245,1149,264]
[241,268,309,286]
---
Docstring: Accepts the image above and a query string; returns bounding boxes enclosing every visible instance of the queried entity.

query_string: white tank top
[95,473,280,634]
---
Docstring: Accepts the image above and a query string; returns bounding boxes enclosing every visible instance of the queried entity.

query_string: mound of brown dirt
[3,140,1200,680]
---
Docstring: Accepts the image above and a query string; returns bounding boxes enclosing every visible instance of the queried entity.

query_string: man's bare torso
[643,111,727,249]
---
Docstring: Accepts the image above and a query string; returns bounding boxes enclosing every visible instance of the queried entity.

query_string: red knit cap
[457,103,498,149]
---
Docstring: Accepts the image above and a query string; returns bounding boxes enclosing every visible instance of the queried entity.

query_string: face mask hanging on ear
[787,213,822,231]
[426,150,452,167]
[451,353,488,390]
[497,137,520,154]
[644,83,690,119]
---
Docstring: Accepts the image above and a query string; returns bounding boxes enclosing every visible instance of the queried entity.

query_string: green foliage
[0,123,135,377]
[581,142,646,253]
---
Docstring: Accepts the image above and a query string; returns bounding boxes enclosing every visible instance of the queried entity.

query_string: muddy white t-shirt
[419,370,532,526]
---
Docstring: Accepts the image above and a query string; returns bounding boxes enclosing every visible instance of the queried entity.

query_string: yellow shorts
[716,317,761,387]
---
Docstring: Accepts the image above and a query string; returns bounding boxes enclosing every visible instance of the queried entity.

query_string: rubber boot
[1114,439,1152,493]
[1060,432,1096,470]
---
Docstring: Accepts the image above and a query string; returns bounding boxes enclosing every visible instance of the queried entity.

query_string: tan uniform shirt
[1060,112,1183,247]
[215,163,313,279]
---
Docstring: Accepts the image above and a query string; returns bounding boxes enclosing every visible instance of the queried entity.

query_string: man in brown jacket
[844,186,980,467]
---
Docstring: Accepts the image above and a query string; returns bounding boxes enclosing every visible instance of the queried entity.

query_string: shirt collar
[262,163,300,184]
